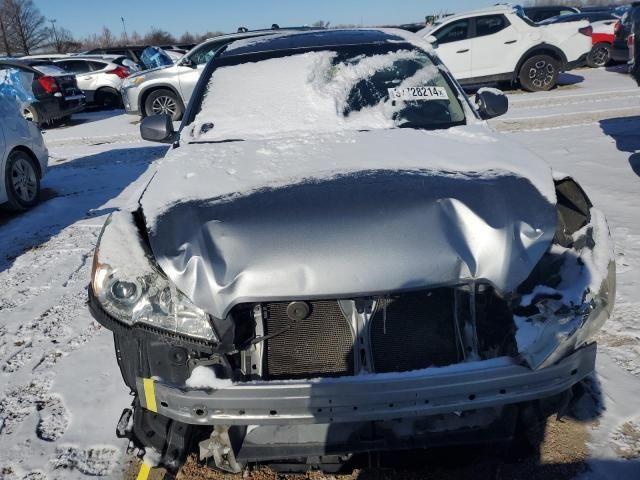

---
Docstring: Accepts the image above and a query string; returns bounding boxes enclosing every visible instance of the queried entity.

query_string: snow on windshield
[187,49,465,141]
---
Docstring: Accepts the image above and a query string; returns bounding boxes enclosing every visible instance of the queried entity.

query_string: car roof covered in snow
[221,29,412,57]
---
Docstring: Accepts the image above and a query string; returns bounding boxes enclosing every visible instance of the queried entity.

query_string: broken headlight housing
[91,212,216,341]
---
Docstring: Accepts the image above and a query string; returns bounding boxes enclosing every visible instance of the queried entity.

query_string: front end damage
[88,175,614,476]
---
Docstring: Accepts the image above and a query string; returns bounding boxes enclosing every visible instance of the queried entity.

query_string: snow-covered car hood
[139,125,558,318]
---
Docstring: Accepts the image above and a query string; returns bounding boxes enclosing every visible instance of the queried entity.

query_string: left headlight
[91,212,216,341]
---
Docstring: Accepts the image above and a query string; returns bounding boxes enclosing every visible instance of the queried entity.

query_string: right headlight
[91,212,216,341]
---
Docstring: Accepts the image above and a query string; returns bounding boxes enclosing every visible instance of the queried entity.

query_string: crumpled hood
[140,126,558,318]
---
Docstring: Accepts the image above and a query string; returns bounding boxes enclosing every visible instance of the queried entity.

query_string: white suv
[54,55,133,108]
[418,5,592,91]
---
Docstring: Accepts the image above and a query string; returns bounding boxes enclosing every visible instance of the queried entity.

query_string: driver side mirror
[140,114,178,144]
[180,57,197,69]
[475,88,508,120]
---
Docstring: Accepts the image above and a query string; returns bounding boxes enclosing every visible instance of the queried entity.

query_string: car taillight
[579,25,593,37]
[106,66,129,79]
[37,75,60,94]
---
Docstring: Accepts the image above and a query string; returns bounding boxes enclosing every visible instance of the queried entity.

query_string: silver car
[90,30,614,476]
[0,94,48,210]
[121,29,314,120]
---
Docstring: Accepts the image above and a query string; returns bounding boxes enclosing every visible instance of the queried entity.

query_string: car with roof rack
[88,28,614,476]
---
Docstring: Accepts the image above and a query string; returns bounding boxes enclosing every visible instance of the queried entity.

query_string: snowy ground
[1,66,640,479]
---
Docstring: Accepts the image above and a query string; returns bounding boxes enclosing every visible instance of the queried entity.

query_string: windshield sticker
[388,86,448,101]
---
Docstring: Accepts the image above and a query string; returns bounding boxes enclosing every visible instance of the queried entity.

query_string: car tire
[4,150,41,211]
[22,104,40,127]
[587,42,611,68]
[518,54,559,92]
[96,88,123,109]
[144,89,183,121]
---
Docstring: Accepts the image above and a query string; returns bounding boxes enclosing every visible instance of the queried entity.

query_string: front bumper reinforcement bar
[137,343,596,426]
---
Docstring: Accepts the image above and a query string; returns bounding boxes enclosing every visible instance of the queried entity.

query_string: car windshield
[186,46,466,142]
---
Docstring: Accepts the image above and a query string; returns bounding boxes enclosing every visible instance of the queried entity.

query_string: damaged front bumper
[137,343,596,426]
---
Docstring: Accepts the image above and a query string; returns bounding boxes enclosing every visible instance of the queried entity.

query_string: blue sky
[36,0,490,39]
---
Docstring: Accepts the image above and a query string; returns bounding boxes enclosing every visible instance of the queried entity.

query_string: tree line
[0,0,223,56]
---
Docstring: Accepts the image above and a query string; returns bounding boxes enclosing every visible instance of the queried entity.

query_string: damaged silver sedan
[88,29,615,476]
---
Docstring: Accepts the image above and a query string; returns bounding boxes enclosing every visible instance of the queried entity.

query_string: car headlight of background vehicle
[91,212,216,341]
[122,75,146,88]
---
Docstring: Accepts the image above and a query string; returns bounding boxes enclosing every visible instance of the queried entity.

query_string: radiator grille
[370,289,460,373]
[263,300,354,380]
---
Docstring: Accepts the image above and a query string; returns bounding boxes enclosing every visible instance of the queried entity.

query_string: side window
[58,60,91,74]
[434,19,470,44]
[475,15,510,37]
[189,42,223,65]
[87,61,108,71]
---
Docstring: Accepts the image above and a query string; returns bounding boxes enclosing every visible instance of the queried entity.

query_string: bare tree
[2,0,48,54]
[45,25,79,53]
[179,32,196,44]
[99,26,115,47]
[0,12,15,55]
[143,27,175,45]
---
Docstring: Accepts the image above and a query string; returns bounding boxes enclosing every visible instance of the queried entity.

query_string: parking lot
[0,62,639,479]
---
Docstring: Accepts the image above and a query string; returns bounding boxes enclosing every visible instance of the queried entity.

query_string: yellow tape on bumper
[136,462,151,480]
[143,378,157,413]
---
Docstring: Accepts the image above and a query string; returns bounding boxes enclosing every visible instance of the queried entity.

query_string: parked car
[417,5,592,91]
[611,12,633,62]
[88,28,614,476]
[54,55,132,108]
[0,59,85,126]
[523,5,580,23]
[121,28,317,120]
[540,13,619,67]
[0,94,48,210]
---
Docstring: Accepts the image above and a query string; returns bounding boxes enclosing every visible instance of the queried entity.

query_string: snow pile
[186,366,233,389]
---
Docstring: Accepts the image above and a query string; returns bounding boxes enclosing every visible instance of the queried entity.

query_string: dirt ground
[126,414,591,480]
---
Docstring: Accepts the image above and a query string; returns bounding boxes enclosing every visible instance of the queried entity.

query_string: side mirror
[475,88,508,120]
[140,114,177,143]
[425,35,438,46]
[180,57,196,69]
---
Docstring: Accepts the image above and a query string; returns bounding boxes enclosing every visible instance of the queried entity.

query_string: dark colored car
[523,5,580,23]
[0,59,85,126]
[610,12,632,62]
[538,12,618,25]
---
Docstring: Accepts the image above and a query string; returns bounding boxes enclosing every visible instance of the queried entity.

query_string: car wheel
[144,89,183,121]
[96,88,123,109]
[587,43,611,68]
[22,104,40,126]
[4,150,41,211]
[518,55,559,92]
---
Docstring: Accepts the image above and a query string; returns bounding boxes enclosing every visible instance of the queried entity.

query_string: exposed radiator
[263,300,355,380]
[369,289,461,373]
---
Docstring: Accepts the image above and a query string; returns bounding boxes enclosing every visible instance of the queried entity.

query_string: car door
[470,15,521,78]
[430,19,473,80]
